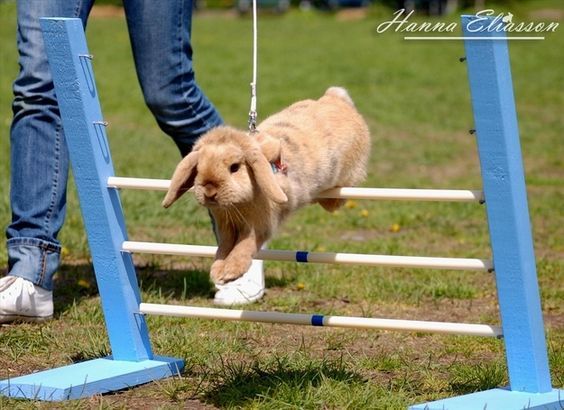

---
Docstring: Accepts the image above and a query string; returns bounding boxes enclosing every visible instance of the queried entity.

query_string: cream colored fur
[163,87,370,284]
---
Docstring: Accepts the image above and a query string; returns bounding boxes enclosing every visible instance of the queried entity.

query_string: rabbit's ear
[162,151,199,208]
[246,149,288,204]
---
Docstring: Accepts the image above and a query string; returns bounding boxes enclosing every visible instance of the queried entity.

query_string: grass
[0,0,563,408]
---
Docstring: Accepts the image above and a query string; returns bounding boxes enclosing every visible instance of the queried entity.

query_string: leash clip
[248,110,258,134]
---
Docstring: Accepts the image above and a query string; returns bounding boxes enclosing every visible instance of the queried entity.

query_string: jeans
[7,0,223,291]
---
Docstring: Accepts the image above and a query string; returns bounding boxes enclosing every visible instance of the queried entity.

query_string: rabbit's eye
[229,163,240,173]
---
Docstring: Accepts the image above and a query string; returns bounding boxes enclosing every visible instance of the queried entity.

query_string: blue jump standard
[0,17,184,401]
[412,15,562,410]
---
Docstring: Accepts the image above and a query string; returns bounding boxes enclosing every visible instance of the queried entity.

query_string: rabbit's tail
[324,86,354,106]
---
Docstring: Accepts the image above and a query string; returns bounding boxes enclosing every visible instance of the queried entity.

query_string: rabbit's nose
[204,183,217,200]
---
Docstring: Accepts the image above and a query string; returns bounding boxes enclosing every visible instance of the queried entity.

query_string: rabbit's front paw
[213,257,252,284]
[210,260,227,284]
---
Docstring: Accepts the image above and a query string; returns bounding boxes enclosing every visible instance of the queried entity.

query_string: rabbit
[162,87,370,284]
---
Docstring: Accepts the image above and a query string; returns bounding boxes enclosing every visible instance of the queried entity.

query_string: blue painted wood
[0,356,183,401]
[39,18,153,361]
[461,15,552,393]
[409,387,564,410]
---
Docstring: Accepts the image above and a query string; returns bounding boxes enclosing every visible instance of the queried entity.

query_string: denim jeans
[7,0,223,290]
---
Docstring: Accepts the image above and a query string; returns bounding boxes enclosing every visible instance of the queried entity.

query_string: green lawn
[0,1,562,408]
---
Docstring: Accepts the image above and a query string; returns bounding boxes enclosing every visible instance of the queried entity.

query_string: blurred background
[85,0,533,15]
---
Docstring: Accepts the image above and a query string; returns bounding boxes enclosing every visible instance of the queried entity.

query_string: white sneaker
[213,258,265,306]
[0,276,53,323]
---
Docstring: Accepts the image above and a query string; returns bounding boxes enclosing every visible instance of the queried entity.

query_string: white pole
[316,187,483,202]
[107,177,172,191]
[107,177,483,202]
[122,241,493,271]
[139,303,503,337]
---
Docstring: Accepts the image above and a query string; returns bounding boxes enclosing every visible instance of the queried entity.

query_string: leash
[248,0,258,134]
[246,2,287,175]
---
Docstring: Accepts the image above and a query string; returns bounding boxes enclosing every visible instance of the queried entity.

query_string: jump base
[410,387,564,410]
[0,356,184,401]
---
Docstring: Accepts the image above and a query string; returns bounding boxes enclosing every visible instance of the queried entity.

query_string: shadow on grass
[448,362,507,395]
[203,356,365,407]
[53,263,216,317]
[265,274,295,288]
[137,265,215,300]
[53,263,101,316]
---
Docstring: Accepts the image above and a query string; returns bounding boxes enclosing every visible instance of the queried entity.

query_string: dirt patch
[97,393,219,409]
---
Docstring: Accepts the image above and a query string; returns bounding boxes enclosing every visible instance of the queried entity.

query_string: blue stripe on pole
[296,251,309,263]
[311,315,324,326]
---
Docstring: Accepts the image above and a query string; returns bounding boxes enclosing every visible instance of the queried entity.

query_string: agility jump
[0,15,560,410]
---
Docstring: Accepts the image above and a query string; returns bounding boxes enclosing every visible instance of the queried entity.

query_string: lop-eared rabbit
[163,87,370,284]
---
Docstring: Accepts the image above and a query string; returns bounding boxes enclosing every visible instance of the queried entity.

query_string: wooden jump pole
[122,241,493,271]
[107,176,484,202]
[139,303,503,337]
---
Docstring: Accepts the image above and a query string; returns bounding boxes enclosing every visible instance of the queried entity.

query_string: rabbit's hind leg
[317,198,346,212]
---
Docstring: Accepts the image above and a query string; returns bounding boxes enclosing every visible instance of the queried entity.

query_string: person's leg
[122,0,223,157]
[123,1,263,304]
[1,0,94,322]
